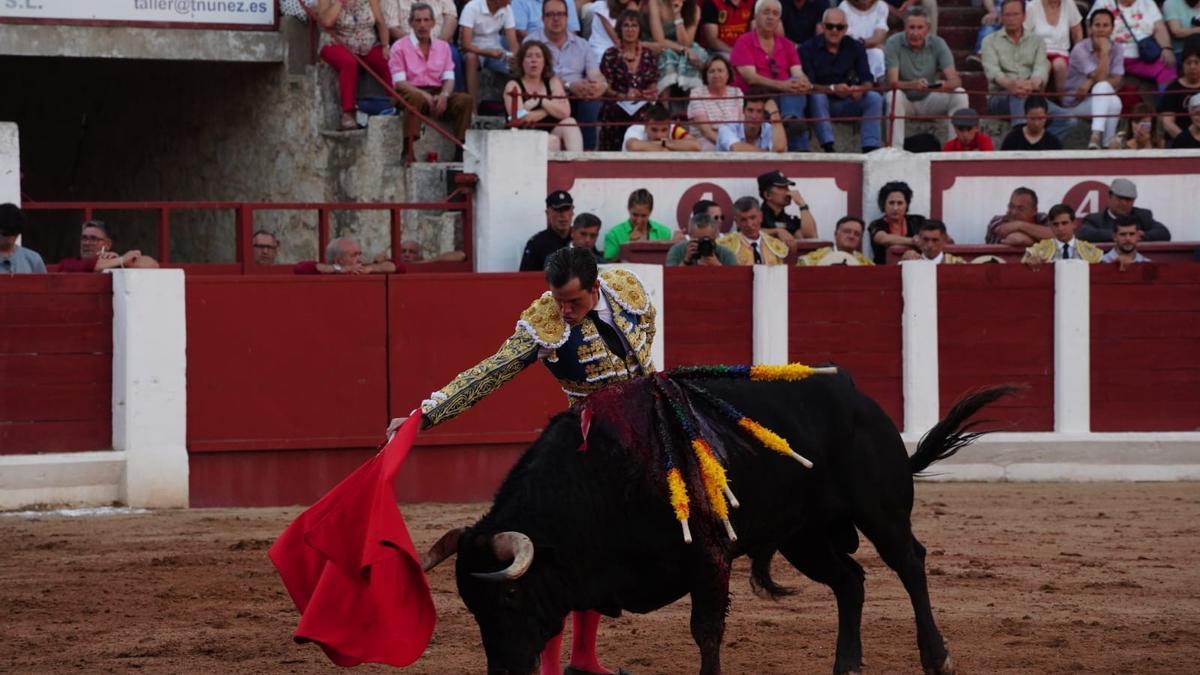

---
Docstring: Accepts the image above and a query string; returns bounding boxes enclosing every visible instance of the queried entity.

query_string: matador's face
[550,277,600,326]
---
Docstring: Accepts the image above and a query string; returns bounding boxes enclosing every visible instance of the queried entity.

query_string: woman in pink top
[728,0,813,150]
[317,0,391,131]
[687,54,743,149]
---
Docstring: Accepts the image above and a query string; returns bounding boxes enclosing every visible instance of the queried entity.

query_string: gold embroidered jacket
[717,232,790,265]
[796,247,875,266]
[1022,238,1103,264]
[420,269,657,427]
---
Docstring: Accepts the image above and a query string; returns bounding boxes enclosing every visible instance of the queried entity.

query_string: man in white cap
[1077,178,1172,243]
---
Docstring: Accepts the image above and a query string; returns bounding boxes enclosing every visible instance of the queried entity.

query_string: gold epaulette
[763,234,790,259]
[599,268,651,315]
[944,253,968,265]
[517,293,570,349]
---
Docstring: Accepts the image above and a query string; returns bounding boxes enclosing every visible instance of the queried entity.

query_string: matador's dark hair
[545,246,598,289]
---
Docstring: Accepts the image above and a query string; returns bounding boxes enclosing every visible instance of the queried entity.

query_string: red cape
[268,415,435,667]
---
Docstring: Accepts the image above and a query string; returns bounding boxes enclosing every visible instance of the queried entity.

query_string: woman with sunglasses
[729,0,814,150]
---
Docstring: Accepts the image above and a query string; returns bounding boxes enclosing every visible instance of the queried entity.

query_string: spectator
[757,170,818,242]
[294,238,401,274]
[730,0,814,151]
[1024,0,1083,97]
[970,0,1003,65]
[525,0,608,150]
[867,180,924,264]
[647,0,707,94]
[884,0,938,35]
[504,40,585,151]
[1159,42,1200,141]
[1164,1,1200,58]
[399,239,469,262]
[598,9,660,151]
[388,4,474,148]
[717,196,792,264]
[692,198,728,232]
[623,103,702,151]
[520,189,575,271]
[383,0,457,43]
[839,0,889,82]
[700,0,755,54]
[797,215,874,265]
[1171,91,1200,147]
[0,203,46,274]
[1000,95,1065,149]
[1077,178,1172,242]
[801,7,884,153]
[317,0,391,131]
[943,108,996,150]
[1022,203,1103,266]
[1101,219,1152,269]
[588,0,641,62]
[252,230,280,265]
[602,188,681,260]
[983,0,1071,138]
[1089,0,1177,91]
[717,91,789,151]
[985,186,1050,245]
[687,54,744,150]
[782,0,832,45]
[900,219,966,263]
[569,212,605,262]
[1108,101,1166,148]
[665,211,739,265]
[460,0,519,105]
[885,6,969,147]
[512,0,582,38]
[58,220,160,273]
[1064,9,1124,149]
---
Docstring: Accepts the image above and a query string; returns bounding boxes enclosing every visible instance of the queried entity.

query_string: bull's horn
[422,527,464,572]
[472,531,535,582]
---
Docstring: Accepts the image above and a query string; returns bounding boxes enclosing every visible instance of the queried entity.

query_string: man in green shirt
[601,188,681,261]
[665,212,739,266]
[981,0,1070,138]
[884,6,969,147]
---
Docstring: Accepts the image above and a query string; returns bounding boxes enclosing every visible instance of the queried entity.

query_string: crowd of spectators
[295,0,1200,153]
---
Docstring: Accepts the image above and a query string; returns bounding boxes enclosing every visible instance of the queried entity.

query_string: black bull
[423,370,1015,675]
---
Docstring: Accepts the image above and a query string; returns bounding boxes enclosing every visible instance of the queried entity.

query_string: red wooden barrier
[664,266,753,368]
[1090,264,1200,431]
[788,266,904,428]
[0,275,112,454]
[938,265,1054,431]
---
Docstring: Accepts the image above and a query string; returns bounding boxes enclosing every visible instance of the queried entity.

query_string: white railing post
[902,261,940,435]
[753,264,789,365]
[1054,260,1091,432]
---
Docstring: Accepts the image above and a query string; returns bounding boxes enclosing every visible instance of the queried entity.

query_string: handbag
[1116,8,1162,64]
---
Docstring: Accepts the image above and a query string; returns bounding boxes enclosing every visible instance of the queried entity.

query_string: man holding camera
[665,211,738,266]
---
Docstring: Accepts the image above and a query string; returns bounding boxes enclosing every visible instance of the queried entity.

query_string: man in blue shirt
[781,0,831,45]
[0,203,47,274]
[800,7,883,152]
[512,0,580,38]
[717,93,787,152]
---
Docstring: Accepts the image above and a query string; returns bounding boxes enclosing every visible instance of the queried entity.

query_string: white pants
[1066,81,1121,141]
[884,88,971,148]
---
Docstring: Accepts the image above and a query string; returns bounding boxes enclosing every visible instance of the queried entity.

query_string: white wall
[465,129,548,272]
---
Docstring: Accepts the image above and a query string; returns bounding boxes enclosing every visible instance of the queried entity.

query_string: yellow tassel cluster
[749,364,819,381]
[738,418,794,457]
[691,439,729,520]
[667,468,690,522]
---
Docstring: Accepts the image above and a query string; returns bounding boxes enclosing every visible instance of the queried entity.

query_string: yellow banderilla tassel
[692,439,730,516]
[738,418,814,469]
[666,468,692,543]
[749,364,838,381]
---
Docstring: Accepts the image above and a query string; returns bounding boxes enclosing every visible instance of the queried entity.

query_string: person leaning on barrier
[800,7,884,153]
[797,215,875,265]
[717,91,788,152]
[388,3,475,149]
[252,230,280,265]
[1022,203,1103,267]
[666,211,739,265]
[867,180,925,264]
[399,239,468,263]
[884,6,970,148]
[1077,178,1172,243]
[623,103,702,152]
[58,220,160,273]
[0,203,46,274]
[293,238,402,274]
[717,196,791,265]
[985,186,1050,246]
[900,219,966,263]
[942,108,995,150]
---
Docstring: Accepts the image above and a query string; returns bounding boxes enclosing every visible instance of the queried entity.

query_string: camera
[696,237,715,258]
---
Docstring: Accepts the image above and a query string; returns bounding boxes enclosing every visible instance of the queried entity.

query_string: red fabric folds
[268,415,435,667]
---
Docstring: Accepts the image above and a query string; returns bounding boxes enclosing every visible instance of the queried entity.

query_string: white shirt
[1025,0,1082,55]
[587,0,615,62]
[460,0,517,51]
[839,0,888,44]
[1058,237,1080,259]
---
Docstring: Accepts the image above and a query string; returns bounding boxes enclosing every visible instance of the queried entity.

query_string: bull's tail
[909,386,1020,475]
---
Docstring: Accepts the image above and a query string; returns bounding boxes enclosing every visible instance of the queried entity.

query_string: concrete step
[940,25,979,51]
[938,6,984,27]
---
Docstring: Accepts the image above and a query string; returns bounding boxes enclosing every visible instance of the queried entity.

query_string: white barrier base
[0,451,125,510]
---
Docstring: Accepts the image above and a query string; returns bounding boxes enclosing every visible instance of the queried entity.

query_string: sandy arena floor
[2,483,1198,674]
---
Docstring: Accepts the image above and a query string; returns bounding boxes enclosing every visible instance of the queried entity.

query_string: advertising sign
[1,0,276,27]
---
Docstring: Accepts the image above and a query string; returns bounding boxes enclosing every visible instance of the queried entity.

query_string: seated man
[399,239,467,263]
[666,211,739,266]
[388,4,474,149]
[800,7,884,153]
[942,108,994,151]
[58,220,160,272]
[1000,96,1063,150]
[1022,203,1103,266]
[520,190,575,271]
[900,219,965,263]
[252,230,279,265]
[884,6,969,147]
[1101,219,1152,270]
[569,212,605,262]
[524,0,606,151]
[757,170,815,245]
[798,215,874,265]
[294,238,402,274]
[717,196,791,265]
[982,0,1070,140]
[624,103,702,152]
[459,0,519,104]
[1077,178,1172,243]
[717,93,787,152]
[0,203,46,274]
[985,187,1050,246]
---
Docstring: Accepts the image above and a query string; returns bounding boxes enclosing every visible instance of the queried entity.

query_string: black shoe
[862,146,880,153]
[822,142,836,153]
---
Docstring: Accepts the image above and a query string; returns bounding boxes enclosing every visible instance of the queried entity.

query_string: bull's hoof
[923,653,957,675]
